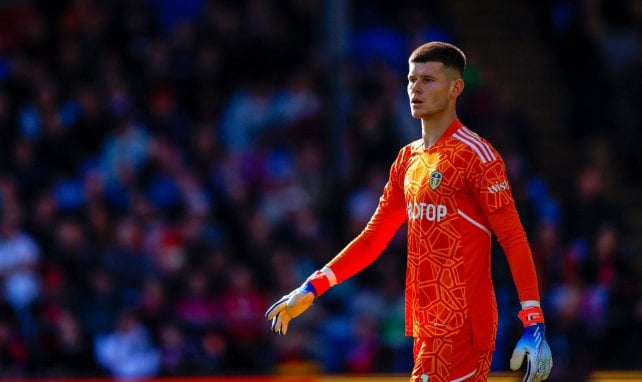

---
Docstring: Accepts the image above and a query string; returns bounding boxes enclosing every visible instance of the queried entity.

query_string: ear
[450,78,464,97]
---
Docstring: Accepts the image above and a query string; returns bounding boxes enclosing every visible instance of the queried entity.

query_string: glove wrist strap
[518,306,545,327]
[306,266,337,297]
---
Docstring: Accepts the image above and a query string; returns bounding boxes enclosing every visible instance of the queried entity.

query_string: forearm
[488,204,540,303]
[327,220,402,282]
[308,203,407,296]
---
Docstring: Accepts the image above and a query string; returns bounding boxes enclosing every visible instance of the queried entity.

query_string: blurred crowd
[0,0,640,381]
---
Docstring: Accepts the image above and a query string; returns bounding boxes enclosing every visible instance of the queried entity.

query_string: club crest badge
[429,171,442,190]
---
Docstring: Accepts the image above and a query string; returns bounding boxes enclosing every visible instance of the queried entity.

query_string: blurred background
[0,0,641,381]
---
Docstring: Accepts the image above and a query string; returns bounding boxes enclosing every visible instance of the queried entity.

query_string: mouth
[410,98,423,106]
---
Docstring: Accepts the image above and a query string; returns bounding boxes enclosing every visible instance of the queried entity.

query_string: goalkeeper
[266,41,552,382]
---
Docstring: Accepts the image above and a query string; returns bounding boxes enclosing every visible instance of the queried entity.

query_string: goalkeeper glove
[510,304,553,382]
[265,267,336,335]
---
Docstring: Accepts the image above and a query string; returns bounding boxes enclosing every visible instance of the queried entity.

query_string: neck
[421,109,457,148]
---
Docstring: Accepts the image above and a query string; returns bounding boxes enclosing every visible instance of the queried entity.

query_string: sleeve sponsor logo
[487,180,510,194]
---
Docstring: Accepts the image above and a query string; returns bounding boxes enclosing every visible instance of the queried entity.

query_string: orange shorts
[410,322,492,382]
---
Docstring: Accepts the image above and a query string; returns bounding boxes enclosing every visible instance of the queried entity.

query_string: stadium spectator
[94,309,160,378]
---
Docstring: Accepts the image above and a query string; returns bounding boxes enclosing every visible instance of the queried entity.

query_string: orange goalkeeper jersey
[325,119,540,351]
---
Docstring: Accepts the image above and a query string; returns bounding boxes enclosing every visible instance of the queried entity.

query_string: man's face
[407,61,459,119]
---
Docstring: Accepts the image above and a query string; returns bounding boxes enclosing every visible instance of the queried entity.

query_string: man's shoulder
[393,138,423,158]
[406,138,424,152]
[449,126,500,165]
[387,139,423,176]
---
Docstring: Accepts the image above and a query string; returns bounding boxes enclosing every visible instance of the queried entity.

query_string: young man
[266,42,552,382]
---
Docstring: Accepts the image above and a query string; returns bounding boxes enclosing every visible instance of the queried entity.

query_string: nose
[408,81,421,94]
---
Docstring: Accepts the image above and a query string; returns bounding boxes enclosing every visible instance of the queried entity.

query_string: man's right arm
[314,181,407,295]
[266,147,409,334]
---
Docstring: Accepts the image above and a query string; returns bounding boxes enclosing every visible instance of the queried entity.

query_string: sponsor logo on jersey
[407,203,447,222]
[487,180,510,193]
[429,171,442,190]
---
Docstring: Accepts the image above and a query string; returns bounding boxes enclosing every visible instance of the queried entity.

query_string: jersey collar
[415,118,464,152]
[437,118,464,144]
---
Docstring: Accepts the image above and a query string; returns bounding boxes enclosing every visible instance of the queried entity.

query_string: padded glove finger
[265,282,315,335]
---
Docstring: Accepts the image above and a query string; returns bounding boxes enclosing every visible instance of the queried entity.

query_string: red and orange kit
[267,41,552,382]
[311,119,541,379]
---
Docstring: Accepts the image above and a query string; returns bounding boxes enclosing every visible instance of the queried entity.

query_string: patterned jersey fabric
[327,119,540,350]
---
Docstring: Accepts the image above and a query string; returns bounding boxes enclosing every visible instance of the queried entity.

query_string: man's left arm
[487,205,539,303]
[488,205,552,382]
